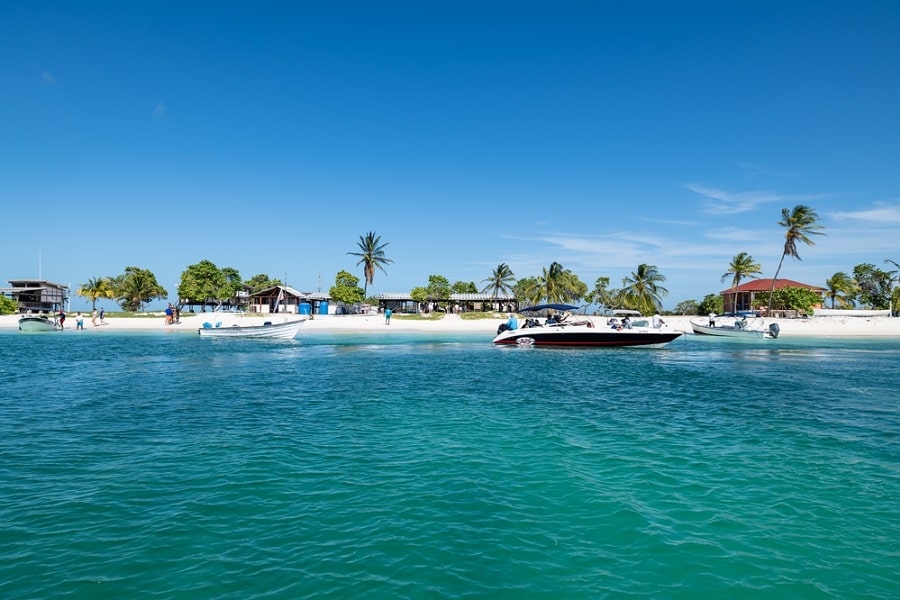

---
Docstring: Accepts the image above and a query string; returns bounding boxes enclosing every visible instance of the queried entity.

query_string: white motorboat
[198,317,306,340]
[690,315,779,339]
[18,315,60,332]
[493,304,683,348]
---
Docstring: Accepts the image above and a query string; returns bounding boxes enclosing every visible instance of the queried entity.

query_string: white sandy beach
[2,312,899,337]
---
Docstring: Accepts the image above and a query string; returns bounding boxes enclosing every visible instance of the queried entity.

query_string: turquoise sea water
[1,330,898,599]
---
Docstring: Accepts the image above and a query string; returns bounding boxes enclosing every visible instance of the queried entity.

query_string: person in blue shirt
[384,307,392,325]
[506,314,518,331]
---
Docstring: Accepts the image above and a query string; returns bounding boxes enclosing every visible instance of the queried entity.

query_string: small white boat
[198,318,306,340]
[18,315,60,332]
[690,317,779,339]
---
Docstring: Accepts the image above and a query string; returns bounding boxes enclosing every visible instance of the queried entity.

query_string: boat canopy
[519,304,579,312]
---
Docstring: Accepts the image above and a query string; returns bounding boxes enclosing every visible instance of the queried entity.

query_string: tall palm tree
[76,276,115,310]
[481,263,516,299]
[824,272,857,309]
[886,259,900,316]
[721,252,762,312]
[621,263,668,314]
[347,231,393,296]
[539,262,567,304]
[767,205,825,314]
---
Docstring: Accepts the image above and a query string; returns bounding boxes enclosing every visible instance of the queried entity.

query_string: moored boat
[690,316,779,339]
[492,304,683,348]
[18,315,60,332]
[198,317,306,340]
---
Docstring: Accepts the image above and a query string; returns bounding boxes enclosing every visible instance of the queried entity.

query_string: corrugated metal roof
[376,292,516,301]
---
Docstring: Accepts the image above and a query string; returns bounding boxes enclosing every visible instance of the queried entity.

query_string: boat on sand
[18,315,60,332]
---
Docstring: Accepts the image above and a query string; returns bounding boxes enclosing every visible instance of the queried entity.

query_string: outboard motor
[768,323,780,339]
[497,323,509,335]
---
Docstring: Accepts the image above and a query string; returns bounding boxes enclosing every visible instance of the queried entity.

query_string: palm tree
[721,252,762,312]
[539,262,568,304]
[76,276,115,310]
[824,272,857,309]
[481,263,516,299]
[347,231,393,296]
[621,263,668,314]
[767,205,825,314]
[886,259,900,316]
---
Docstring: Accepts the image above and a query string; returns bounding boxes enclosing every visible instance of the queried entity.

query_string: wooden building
[2,280,69,314]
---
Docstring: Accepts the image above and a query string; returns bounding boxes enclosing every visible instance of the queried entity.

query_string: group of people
[56,307,105,330]
[164,304,181,325]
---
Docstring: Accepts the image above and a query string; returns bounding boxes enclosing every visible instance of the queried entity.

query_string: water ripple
[0,333,898,598]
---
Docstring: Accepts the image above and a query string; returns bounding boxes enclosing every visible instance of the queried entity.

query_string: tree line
[62,208,898,316]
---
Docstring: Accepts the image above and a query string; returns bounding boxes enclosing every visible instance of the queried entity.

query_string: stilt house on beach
[1,280,69,314]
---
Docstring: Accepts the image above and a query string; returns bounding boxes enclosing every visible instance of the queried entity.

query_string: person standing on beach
[91,309,98,327]
[385,307,392,325]
[76,312,84,330]
[99,307,105,324]
[57,309,66,330]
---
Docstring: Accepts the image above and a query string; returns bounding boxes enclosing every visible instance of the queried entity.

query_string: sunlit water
[1,330,898,599]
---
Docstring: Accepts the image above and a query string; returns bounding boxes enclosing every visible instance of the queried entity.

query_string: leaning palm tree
[621,263,668,315]
[347,231,394,297]
[481,263,516,299]
[824,272,857,309]
[767,205,825,314]
[76,276,115,310]
[721,252,762,312]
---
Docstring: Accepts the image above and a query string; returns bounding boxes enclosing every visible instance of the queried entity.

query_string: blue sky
[3,2,898,310]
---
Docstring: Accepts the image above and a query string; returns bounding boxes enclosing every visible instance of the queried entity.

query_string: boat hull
[198,319,305,340]
[18,317,59,332]
[493,325,682,347]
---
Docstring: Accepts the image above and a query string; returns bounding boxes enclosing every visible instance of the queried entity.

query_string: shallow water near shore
[1,331,898,598]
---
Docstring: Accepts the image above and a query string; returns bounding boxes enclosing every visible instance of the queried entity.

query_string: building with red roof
[721,278,826,314]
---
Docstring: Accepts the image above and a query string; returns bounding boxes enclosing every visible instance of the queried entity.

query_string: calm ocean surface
[1,329,898,599]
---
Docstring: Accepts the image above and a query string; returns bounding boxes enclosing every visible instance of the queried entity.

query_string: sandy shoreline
[2,312,900,337]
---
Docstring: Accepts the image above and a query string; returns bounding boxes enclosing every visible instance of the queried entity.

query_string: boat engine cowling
[497,323,509,335]
[768,323,780,339]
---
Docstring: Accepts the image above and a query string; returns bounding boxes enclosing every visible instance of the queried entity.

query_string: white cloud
[686,183,781,214]
[704,226,765,243]
[687,183,832,215]
[829,202,900,224]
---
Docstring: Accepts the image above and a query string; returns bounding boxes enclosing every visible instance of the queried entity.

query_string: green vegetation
[852,263,893,309]
[57,211,890,319]
[0,295,17,314]
[620,263,668,315]
[329,270,365,306]
[110,267,167,312]
[824,272,857,309]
